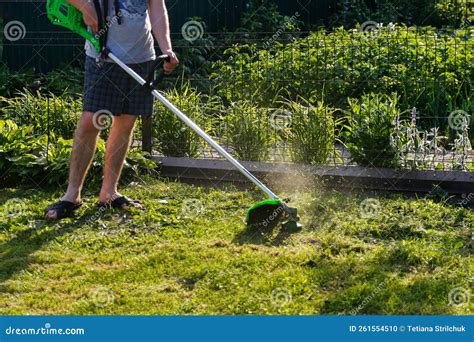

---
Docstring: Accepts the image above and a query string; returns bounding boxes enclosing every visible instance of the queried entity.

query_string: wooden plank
[152,156,474,195]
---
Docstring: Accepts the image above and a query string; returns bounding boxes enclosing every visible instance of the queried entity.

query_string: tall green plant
[0,90,81,138]
[288,101,336,165]
[345,93,401,168]
[222,101,273,161]
[153,84,214,158]
[211,25,473,137]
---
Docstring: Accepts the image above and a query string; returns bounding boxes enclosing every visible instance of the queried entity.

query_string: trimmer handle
[143,54,172,90]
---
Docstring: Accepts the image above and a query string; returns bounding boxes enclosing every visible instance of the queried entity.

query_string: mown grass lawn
[0,177,472,315]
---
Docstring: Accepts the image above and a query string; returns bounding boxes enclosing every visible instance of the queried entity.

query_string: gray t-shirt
[85,0,156,64]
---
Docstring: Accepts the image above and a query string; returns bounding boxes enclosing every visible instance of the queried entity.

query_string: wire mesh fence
[147,25,473,172]
[0,1,472,175]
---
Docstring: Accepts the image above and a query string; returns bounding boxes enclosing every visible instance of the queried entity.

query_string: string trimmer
[46,0,301,231]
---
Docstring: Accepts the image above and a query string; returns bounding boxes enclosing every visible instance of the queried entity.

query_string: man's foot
[98,193,145,210]
[45,200,83,220]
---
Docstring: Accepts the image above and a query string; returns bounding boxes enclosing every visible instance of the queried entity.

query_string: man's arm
[67,0,99,33]
[148,0,179,74]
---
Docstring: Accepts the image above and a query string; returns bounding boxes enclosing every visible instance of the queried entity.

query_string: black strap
[102,0,109,49]
[92,0,104,49]
[114,0,122,24]
[93,0,119,53]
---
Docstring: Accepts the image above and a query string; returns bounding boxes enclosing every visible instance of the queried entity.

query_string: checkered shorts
[83,56,155,117]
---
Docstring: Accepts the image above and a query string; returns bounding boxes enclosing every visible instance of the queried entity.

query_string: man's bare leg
[99,114,142,208]
[46,111,100,219]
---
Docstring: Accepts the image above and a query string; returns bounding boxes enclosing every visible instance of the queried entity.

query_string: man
[46,0,179,219]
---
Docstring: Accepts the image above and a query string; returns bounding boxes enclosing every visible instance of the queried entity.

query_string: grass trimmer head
[246,200,301,232]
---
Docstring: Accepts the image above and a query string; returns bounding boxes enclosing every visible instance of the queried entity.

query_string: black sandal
[45,201,83,220]
[98,196,145,210]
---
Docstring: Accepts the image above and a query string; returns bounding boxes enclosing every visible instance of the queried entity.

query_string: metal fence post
[142,116,153,153]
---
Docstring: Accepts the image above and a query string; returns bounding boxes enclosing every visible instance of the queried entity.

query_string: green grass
[0,177,472,315]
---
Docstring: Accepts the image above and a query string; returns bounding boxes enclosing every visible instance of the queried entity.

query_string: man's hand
[164,50,179,75]
[68,0,99,33]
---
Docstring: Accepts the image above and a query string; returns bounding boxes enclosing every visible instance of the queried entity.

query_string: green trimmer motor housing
[47,0,101,52]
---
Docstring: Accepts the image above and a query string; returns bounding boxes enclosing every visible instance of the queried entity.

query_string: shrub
[153,84,214,158]
[0,90,81,138]
[211,25,473,137]
[0,119,156,186]
[167,18,217,94]
[0,65,37,98]
[287,101,336,165]
[345,93,401,168]
[231,0,303,44]
[329,0,471,28]
[222,101,273,162]
[0,64,83,98]
[45,65,84,97]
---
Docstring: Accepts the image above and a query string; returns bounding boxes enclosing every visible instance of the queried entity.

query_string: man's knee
[76,111,101,136]
[112,114,137,133]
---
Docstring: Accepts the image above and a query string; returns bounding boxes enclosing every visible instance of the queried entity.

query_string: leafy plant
[45,65,84,97]
[287,101,336,165]
[0,64,37,98]
[345,93,401,168]
[153,84,214,158]
[230,0,303,44]
[211,25,473,139]
[0,64,83,98]
[222,101,273,161]
[166,18,218,94]
[0,119,156,186]
[329,0,468,28]
[0,90,81,138]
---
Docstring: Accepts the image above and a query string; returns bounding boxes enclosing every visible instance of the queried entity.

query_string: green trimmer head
[246,200,302,232]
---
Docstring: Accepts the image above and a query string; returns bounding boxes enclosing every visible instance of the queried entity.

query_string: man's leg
[99,114,141,207]
[46,111,100,219]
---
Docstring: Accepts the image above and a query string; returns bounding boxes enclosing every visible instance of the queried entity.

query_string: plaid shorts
[83,56,155,117]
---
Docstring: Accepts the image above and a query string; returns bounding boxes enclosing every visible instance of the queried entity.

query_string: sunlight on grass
[0,178,472,315]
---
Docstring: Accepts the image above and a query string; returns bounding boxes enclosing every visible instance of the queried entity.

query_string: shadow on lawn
[233,224,296,246]
[0,203,100,291]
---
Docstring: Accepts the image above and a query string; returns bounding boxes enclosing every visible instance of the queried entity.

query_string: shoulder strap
[92,0,108,51]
